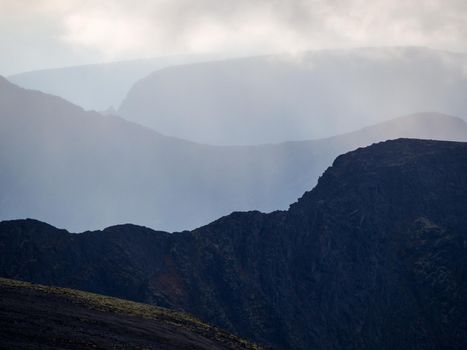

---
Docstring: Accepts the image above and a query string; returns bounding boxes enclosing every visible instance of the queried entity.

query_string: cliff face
[1,139,467,350]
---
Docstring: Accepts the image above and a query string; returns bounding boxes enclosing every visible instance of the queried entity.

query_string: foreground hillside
[1,75,467,232]
[0,278,262,350]
[1,139,466,349]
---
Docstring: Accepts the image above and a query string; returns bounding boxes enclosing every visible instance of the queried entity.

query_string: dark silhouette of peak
[293,138,467,208]
[1,139,466,349]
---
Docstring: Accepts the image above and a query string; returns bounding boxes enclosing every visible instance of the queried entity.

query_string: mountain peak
[1,139,467,349]
[291,138,467,211]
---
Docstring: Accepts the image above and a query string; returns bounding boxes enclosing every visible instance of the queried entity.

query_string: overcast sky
[1,0,467,75]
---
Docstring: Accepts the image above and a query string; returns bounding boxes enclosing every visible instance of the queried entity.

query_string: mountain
[7,54,227,111]
[119,46,467,144]
[2,76,467,232]
[1,139,466,350]
[0,278,262,350]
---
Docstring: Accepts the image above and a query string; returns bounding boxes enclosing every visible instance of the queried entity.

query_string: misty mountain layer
[2,76,467,232]
[1,139,466,350]
[8,54,228,112]
[119,46,467,144]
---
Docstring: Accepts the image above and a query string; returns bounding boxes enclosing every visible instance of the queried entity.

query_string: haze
[1,1,467,231]
[1,0,467,75]
[2,2,467,349]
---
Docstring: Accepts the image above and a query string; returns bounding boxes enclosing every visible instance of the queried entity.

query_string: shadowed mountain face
[1,139,466,350]
[119,47,467,144]
[7,54,227,111]
[0,278,263,350]
[1,76,467,232]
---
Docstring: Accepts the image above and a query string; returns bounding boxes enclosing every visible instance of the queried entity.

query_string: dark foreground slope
[1,139,467,349]
[0,278,262,350]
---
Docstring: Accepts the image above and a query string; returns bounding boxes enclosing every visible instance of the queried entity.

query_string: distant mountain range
[119,47,467,144]
[0,277,262,350]
[1,75,467,232]
[8,54,229,111]
[1,139,466,350]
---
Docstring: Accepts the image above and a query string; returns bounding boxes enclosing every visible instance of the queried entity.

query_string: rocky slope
[1,139,466,349]
[0,277,262,350]
[2,75,467,232]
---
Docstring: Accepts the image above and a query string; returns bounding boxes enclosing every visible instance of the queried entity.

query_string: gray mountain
[119,46,467,144]
[1,76,467,232]
[8,54,227,111]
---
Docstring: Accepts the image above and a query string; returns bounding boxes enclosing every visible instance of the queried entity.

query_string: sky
[1,0,467,75]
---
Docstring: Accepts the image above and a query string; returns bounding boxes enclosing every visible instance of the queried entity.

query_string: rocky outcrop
[1,139,466,349]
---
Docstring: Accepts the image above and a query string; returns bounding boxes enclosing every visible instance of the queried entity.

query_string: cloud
[56,0,467,55]
[1,0,467,73]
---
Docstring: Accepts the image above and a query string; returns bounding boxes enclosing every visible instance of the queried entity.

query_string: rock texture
[0,277,263,350]
[1,139,467,349]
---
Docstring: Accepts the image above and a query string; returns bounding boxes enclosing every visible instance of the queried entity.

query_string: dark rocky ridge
[1,139,467,349]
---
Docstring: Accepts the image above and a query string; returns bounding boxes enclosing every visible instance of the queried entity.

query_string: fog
[1,1,467,74]
[1,3,467,350]
[1,76,467,232]
[119,47,467,144]
[1,1,467,231]
[8,54,232,111]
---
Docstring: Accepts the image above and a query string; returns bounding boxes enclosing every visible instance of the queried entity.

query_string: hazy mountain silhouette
[8,54,228,111]
[119,46,467,144]
[1,75,467,232]
[1,139,466,350]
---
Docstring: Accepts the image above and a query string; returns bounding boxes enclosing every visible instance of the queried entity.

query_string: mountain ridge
[1,138,466,349]
[119,46,467,144]
[2,73,467,232]
[7,53,233,111]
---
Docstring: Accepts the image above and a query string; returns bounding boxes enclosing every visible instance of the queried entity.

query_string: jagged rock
[1,139,466,349]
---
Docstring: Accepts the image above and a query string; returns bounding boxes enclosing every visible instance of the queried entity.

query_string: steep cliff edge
[1,139,466,349]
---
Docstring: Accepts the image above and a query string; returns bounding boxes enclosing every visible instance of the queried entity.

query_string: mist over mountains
[8,54,228,112]
[2,0,467,348]
[119,47,467,144]
[1,75,467,232]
